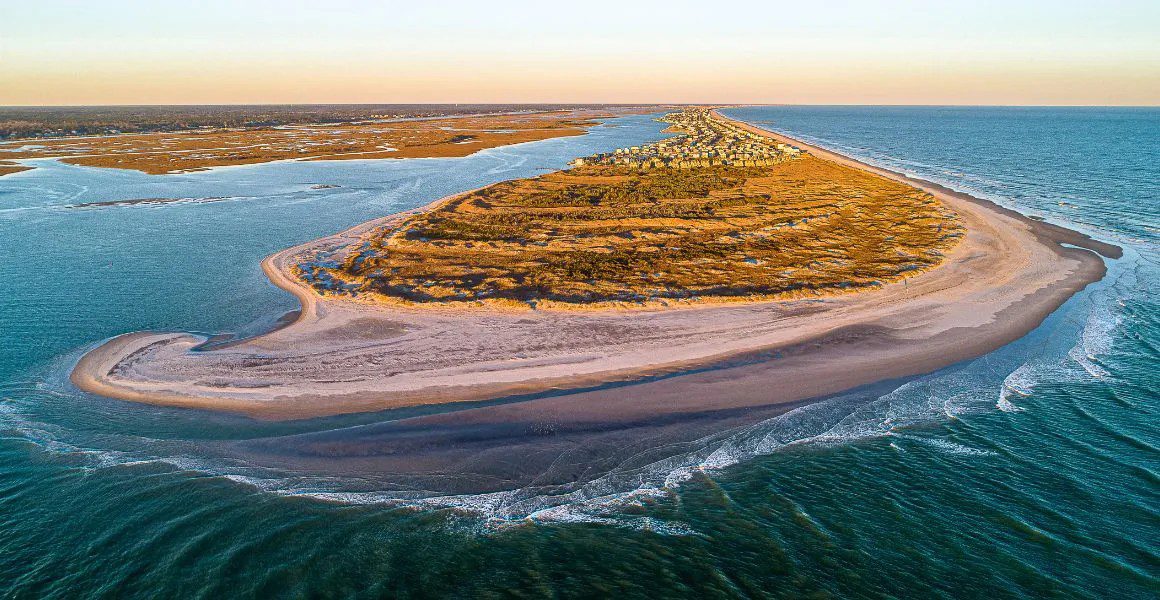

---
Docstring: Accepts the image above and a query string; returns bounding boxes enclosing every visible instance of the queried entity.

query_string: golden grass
[301,154,964,308]
[0,113,605,175]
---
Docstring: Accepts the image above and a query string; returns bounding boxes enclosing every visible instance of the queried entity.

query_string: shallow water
[1,108,1157,597]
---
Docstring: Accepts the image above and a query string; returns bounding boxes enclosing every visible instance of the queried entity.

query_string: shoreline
[711,109,1121,261]
[70,110,1119,421]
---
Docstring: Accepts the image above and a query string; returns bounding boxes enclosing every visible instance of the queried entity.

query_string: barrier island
[71,108,1117,420]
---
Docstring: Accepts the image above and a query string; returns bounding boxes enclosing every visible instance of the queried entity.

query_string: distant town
[572,107,804,170]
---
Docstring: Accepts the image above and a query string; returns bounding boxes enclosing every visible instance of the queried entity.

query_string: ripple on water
[3,107,1157,598]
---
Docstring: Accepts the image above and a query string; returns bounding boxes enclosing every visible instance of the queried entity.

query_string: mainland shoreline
[71,109,1119,421]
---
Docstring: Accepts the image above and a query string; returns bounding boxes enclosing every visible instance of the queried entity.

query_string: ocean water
[1,107,1156,598]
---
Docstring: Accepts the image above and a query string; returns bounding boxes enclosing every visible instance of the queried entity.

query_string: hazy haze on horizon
[2,0,1157,106]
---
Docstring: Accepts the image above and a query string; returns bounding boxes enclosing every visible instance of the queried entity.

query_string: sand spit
[71,112,1119,421]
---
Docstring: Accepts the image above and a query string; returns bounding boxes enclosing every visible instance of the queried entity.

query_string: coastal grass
[302,154,964,307]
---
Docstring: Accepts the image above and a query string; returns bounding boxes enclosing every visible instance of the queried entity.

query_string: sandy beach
[71,111,1119,421]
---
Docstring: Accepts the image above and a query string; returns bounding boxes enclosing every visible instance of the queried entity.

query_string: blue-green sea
[1,107,1156,598]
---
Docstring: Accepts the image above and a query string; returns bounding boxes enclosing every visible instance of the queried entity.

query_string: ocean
[1,107,1156,598]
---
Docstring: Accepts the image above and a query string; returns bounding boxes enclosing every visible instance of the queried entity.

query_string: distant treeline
[0,104,650,140]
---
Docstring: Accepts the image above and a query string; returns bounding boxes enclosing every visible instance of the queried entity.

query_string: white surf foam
[998,364,1035,412]
[894,434,995,457]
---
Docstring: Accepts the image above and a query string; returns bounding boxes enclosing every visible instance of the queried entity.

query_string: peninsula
[0,160,31,176]
[71,108,1119,420]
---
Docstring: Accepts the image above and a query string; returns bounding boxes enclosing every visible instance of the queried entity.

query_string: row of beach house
[571,108,804,170]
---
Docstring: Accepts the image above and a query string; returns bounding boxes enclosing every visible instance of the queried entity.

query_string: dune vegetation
[299,110,964,308]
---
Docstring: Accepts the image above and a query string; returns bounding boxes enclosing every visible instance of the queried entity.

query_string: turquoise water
[1,108,1157,597]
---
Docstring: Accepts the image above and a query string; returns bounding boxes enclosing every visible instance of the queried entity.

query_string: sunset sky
[2,0,1157,106]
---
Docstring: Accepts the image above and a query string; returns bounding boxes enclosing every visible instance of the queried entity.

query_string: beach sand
[71,111,1119,424]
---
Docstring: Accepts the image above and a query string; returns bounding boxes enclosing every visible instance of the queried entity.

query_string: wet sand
[71,112,1119,427]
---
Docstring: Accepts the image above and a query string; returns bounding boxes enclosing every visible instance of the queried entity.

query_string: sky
[2,0,1158,106]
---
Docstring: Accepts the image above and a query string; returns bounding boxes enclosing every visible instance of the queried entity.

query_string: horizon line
[2,102,1158,109]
